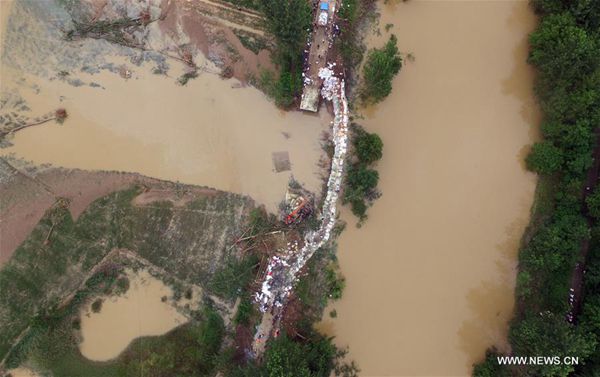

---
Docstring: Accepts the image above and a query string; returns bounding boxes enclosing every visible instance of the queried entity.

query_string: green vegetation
[178,70,199,86]
[526,141,564,174]
[226,332,338,377]
[360,34,402,105]
[473,1,600,376]
[90,299,103,313]
[354,131,383,164]
[344,125,383,223]
[222,0,262,11]
[0,185,252,368]
[233,295,255,325]
[261,333,336,376]
[335,0,375,79]
[21,306,225,377]
[115,276,130,295]
[325,263,346,300]
[233,29,269,54]
[226,244,357,377]
[344,164,379,220]
[209,254,259,300]
[587,189,600,219]
[258,0,311,107]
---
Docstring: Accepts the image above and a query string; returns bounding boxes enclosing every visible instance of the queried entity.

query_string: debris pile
[255,74,349,314]
[283,190,313,225]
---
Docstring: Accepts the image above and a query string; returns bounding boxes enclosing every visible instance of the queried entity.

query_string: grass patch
[0,185,252,364]
[209,255,259,300]
[25,307,224,377]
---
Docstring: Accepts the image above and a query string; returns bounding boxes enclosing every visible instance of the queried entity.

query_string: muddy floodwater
[1,0,331,213]
[79,270,188,361]
[1,61,330,212]
[321,1,539,376]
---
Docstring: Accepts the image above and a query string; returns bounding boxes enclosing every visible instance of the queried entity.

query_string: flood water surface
[324,1,539,375]
[79,270,187,361]
[1,61,330,212]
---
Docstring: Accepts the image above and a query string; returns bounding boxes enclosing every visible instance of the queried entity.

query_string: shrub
[360,34,402,105]
[587,188,600,219]
[116,276,130,294]
[526,141,564,174]
[354,130,383,164]
[91,299,103,313]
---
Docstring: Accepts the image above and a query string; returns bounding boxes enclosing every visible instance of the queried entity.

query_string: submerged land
[2,0,600,376]
[1,0,353,375]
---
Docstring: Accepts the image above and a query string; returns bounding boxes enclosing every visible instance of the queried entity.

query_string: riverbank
[323,1,540,375]
[473,1,600,375]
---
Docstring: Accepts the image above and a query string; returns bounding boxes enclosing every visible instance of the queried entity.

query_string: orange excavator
[285,197,309,225]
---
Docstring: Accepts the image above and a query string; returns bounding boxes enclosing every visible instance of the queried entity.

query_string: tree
[531,0,565,15]
[587,188,600,219]
[472,348,509,377]
[344,164,379,203]
[510,314,596,377]
[259,0,311,67]
[258,0,311,107]
[532,0,600,29]
[360,34,402,105]
[526,141,564,174]
[354,130,383,164]
[263,334,335,377]
[528,13,599,91]
[349,199,367,221]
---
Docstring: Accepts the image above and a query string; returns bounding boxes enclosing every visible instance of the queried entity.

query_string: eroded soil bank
[323,1,540,375]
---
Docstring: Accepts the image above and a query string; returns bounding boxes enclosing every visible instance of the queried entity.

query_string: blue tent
[320,2,329,10]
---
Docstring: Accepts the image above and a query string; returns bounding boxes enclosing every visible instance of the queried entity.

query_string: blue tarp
[320,2,329,10]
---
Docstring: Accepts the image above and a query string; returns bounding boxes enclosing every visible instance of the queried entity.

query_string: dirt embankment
[60,0,273,82]
[0,156,253,266]
[0,158,143,264]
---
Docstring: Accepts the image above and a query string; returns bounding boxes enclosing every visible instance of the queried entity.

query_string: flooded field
[79,270,188,361]
[1,62,329,212]
[324,1,539,375]
[1,0,541,374]
[0,0,330,212]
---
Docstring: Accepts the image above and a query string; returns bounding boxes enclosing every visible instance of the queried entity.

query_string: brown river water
[317,1,539,376]
[1,0,539,374]
[0,59,330,212]
[78,270,188,361]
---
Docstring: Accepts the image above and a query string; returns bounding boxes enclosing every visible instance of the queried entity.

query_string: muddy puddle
[322,1,539,375]
[79,270,188,361]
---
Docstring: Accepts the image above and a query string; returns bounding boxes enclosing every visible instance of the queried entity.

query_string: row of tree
[474,1,600,376]
[360,34,402,105]
[258,0,311,107]
[343,125,383,223]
